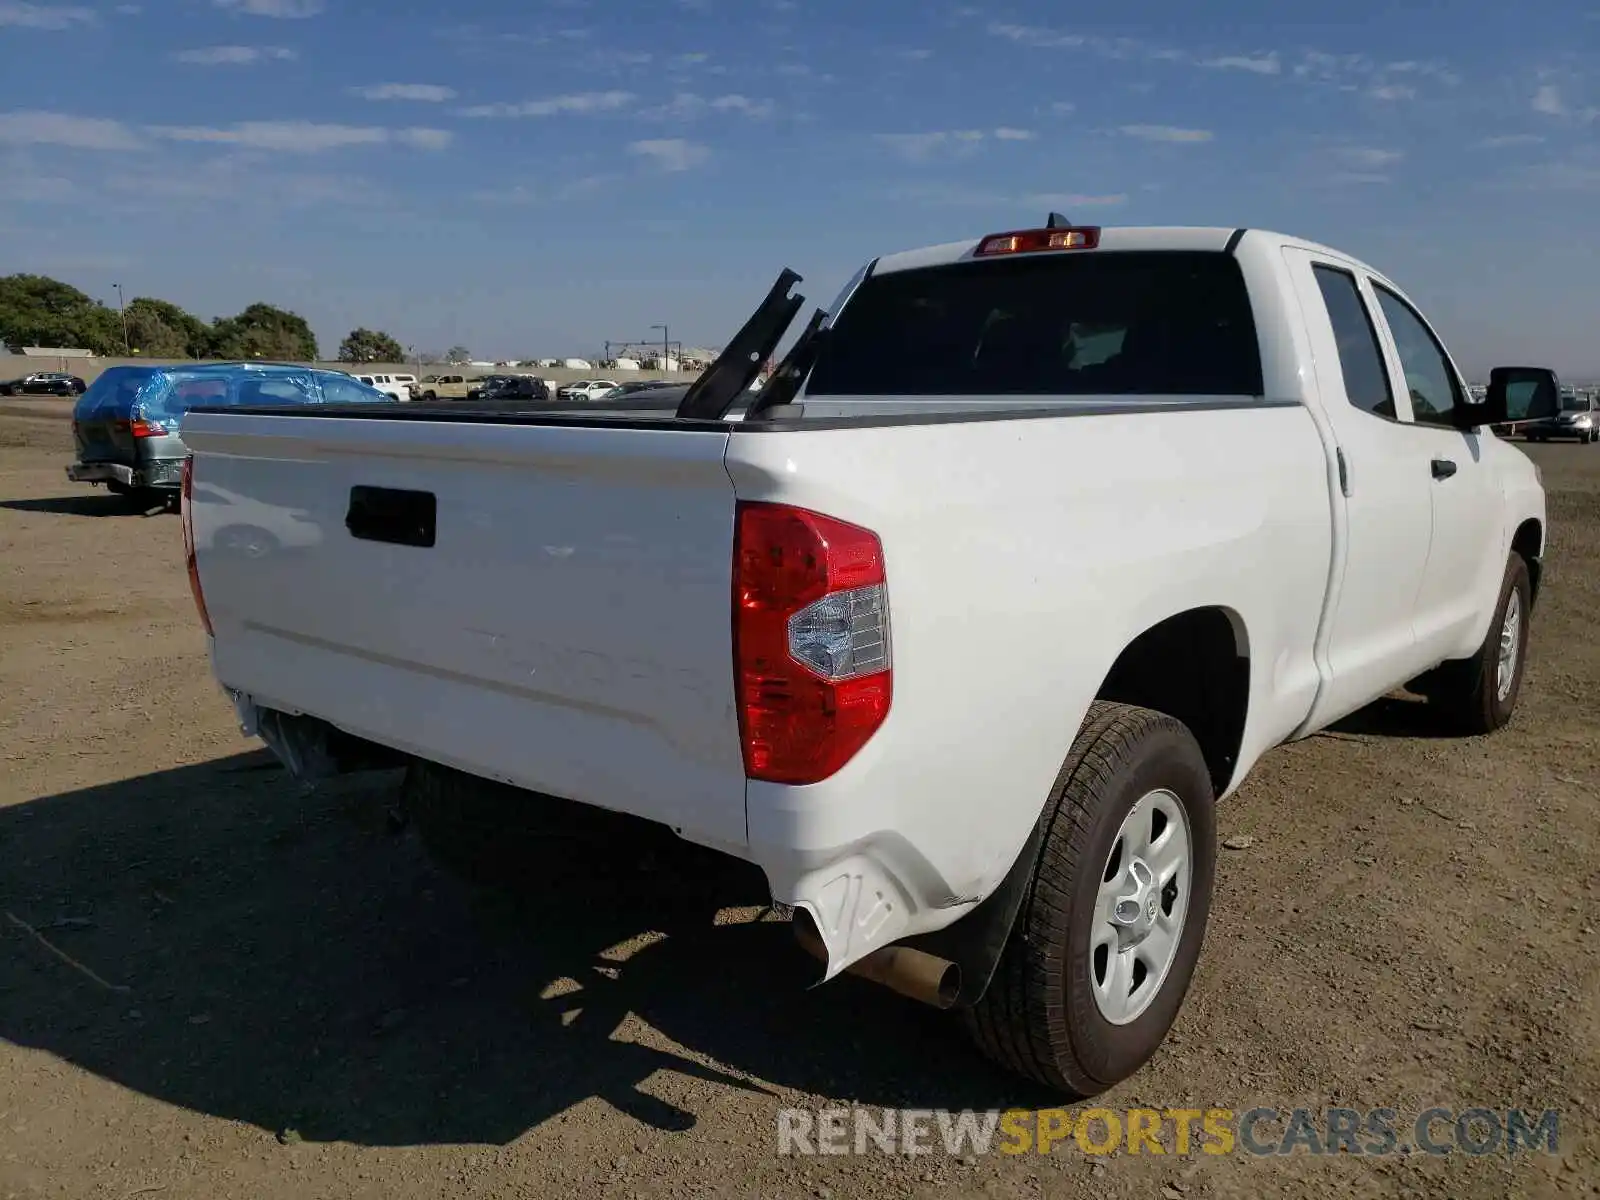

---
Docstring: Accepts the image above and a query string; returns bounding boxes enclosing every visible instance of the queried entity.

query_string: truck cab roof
[872,225,1368,276]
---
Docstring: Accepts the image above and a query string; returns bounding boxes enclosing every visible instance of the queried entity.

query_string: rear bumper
[66,461,136,486]
[66,457,184,489]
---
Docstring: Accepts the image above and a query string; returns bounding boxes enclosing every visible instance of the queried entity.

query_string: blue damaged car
[67,362,392,506]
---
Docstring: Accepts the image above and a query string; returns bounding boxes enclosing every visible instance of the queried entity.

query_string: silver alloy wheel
[1496,588,1523,703]
[1091,787,1192,1025]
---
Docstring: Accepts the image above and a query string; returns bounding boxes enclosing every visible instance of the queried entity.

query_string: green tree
[0,274,122,353]
[338,327,406,363]
[124,297,213,358]
[209,302,318,362]
[445,345,470,364]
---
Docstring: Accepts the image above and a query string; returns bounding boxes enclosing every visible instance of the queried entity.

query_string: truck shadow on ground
[1326,692,1465,740]
[0,752,1046,1148]
[0,494,166,518]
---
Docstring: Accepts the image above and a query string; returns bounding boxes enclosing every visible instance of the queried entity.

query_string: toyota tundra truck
[177,222,1555,1095]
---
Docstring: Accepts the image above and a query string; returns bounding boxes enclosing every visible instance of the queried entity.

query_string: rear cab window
[805,250,1263,398]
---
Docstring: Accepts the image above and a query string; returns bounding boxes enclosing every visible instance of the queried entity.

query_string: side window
[1312,265,1395,420]
[1371,285,1462,428]
[321,375,387,404]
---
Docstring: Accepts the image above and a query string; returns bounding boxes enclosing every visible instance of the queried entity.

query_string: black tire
[422,391,437,401]
[1416,555,1531,735]
[964,701,1217,1095]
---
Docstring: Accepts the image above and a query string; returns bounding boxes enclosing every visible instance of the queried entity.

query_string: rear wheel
[963,701,1216,1095]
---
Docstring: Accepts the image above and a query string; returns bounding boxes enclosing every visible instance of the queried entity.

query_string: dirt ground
[1,397,1596,1200]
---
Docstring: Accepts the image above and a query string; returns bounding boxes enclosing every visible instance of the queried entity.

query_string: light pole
[650,324,669,373]
[111,282,130,355]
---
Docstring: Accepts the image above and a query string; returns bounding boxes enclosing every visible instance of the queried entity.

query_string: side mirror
[1461,366,1562,429]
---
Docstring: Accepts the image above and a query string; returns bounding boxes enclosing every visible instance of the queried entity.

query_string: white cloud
[1119,124,1213,143]
[213,0,323,16]
[1533,84,1566,116]
[457,91,635,118]
[640,92,774,120]
[1203,53,1280,75]
[396,127,453,150]
[1367,83,1416,101]
[870,182,1128,209]
[0,2,94,28]
[0,110,142,150]
[1476,133,1546,148]
[988,21,1085,49]
[875,130,988,163]
[1339,146,1403,168]
[628,138,710,171]
[1024,191,1128,208]
[172,44,295,65]
[471,174,617,205]
[350,83,458,102]
[993,127,1036,140]
[709,93,773,117]
[1050,101,1076,114]
[147,120,452,152]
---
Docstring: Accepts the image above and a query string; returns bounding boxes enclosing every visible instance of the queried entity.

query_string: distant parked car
[66,362,389,508]
[1524,391,1597,443]
[1,370,87,396]
[559,379,621,401]
[465,374,517,400]
[353,371,416,402]
[417,374,477,401]
[470,376,550,402]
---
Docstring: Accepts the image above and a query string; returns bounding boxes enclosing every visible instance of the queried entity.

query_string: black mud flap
[896,817,1049,1009]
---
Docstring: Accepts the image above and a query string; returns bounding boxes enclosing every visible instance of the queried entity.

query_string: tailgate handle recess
[346,485,436,548]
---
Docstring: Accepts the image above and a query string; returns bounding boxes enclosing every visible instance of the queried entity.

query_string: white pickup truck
[178,222,1556,1095]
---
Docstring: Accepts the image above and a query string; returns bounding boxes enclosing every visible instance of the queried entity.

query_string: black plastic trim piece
[675,268,806,420]
[1224,227,1248,254]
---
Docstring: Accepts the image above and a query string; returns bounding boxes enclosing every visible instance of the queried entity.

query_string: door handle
[1431,458,1457,480]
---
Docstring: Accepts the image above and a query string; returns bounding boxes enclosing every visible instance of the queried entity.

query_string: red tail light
[733,501,892,785]
[111,418,168,438]
[180,456,213,637]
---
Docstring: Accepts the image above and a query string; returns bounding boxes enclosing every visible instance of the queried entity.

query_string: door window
[1371,286,1463,428]
[1312,265,1395,420]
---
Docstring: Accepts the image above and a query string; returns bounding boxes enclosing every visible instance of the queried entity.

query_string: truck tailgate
[181,411,748,852]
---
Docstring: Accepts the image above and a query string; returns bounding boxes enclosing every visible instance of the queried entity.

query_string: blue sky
[1,0,1597,373]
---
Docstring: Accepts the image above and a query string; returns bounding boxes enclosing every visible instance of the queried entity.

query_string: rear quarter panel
[726,404,1332,952]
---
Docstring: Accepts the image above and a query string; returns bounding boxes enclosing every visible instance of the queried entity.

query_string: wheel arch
[1093,605,1251,796]
[898,605,1249,1007]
